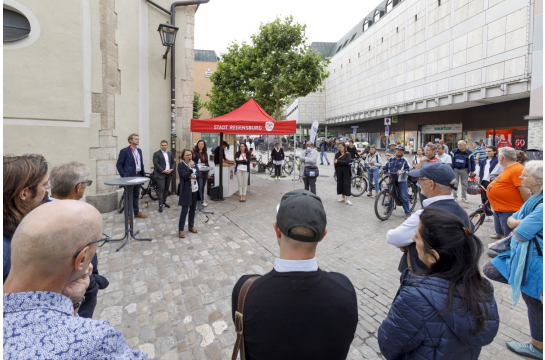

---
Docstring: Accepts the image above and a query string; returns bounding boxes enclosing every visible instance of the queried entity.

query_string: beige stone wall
[194,60,218,119]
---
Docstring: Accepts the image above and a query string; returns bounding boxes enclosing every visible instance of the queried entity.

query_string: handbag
[304,165,319,177]
[467,176,479,195]
[232,276,261,360]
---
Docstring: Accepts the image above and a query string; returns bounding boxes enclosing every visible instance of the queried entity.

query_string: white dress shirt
[273,257,318,272]
[386,195,454,248]
[482,159,491,181]
[162,150,170,171]
[130,147,141,172]
[437,153,452,165]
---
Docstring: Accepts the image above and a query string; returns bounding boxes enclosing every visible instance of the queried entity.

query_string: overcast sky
[194,0,378,57]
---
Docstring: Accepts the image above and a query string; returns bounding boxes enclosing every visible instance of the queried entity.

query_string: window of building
[438,0,441,5]
[358,52,360,57]
[382,37,384,42]
[3,8,31,42]
[397,27,399,33]
[374,11,381,23]
[386,0,393,12]
[349,33,357,43]
[415,14,418,21]
[369,45,371,51]
[343,39,349,48]
[349,59,351,63]
[336,45,343,54]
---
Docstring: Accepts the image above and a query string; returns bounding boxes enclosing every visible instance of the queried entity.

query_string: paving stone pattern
[95,160,530,360]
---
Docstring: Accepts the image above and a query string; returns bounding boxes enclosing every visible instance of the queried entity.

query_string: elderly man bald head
[3,200,149,359]
[4,200,101,296]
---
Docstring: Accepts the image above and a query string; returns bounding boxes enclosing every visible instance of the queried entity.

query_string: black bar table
[105,177,152,251]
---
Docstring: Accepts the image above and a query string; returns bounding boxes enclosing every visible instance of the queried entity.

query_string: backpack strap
[232,276,261,360]
[529,199,543,256]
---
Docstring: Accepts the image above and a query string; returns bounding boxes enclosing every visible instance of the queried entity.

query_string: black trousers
[303,177,316,195]
[133,184,141,215]
[274,164,282,177]
[156,174,172,204]
[179,204,196,231]
[78,297,97,318]
[480,180,493,215]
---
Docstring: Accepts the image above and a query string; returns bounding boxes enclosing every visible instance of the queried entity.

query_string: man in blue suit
[116,133,148,218]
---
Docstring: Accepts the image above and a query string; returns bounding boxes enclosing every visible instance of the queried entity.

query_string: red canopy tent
[190,98,296,200]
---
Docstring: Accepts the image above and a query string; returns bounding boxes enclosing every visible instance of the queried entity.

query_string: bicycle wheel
[469,210,485,233]
[375,189,393,220]
[148,182,158,201]
[334,171,337,182]
[283,159,294,175]
[379,176,391,191]
[407,182,418,211]
[118,194,125,213]
[250,159,259,174]
[351,176,367,197]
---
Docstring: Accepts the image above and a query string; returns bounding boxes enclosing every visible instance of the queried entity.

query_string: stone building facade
[3,0,200,211]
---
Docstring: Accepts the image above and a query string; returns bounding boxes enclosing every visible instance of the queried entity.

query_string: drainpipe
[146,0,210,194]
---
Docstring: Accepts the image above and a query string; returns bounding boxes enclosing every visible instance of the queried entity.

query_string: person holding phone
[178,149,201,238]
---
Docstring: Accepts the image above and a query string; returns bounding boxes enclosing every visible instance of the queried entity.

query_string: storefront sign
[421,124,463,134]
[393,116,398,123]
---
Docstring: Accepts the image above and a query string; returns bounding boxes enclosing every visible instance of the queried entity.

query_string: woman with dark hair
[478,145,498,221]
[193,140,210,207]
[378,208,499,359]
[213,141,230,165]
[235,143,251,202]
[483,160,543,359]
[334,142,352,205]
[178,149,201,238]
[271,142,284,180]
[3,154,50,282]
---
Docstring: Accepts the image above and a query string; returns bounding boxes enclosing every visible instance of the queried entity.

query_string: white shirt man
[436,145,452,165]
[162,150,170,171]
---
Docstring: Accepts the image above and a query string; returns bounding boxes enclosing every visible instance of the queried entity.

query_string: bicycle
[468,184,492,233]
[249,154,274,174]
[118,168,159,213]
[374,172,419,220]
[283,155,302,177]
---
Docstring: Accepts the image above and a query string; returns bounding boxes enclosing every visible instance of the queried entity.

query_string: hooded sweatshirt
[378,270,499,360]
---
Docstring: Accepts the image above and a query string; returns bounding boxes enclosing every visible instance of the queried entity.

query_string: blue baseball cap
[409,161,456,187]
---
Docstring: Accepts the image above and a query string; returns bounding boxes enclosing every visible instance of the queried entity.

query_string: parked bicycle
[249,154,274,174]
[118,167,160,213]
[374,172,418,220]
[283,155,302,177]
[468,184,491,233]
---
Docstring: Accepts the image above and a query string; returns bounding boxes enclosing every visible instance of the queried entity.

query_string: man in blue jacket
[450,140,475,203]
[383,145,411,218]
[116,133,147,218]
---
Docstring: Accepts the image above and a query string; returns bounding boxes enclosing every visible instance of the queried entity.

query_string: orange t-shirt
[487,163,524,212]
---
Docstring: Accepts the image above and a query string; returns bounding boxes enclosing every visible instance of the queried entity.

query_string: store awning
[190,98,296,135]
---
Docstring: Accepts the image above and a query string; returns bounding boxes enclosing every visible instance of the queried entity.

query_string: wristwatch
[73,296,85,311]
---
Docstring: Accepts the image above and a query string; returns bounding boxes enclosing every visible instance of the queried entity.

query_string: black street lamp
[157,22,178,48]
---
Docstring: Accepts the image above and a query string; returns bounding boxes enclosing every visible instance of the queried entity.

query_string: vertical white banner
[310,119,319,143]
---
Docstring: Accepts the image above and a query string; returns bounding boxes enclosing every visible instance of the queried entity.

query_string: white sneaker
[484,217,493,222]
[345,199,353,206]
[202,202,208,207]
[462,198,469,203]
[338,197,344,202]
[489,233,502,239]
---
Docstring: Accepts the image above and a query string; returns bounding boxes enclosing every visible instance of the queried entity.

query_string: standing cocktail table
[105,177,152,251]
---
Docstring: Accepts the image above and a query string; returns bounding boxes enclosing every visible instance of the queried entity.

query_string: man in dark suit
[231,189,358,360]
[152,140,175,212]
[116,133,147,218]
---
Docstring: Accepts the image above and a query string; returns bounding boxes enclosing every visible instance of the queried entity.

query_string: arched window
[3,8,31,42]
[374,10,381,23]
[386,0,393,12]
[363,20,370,31]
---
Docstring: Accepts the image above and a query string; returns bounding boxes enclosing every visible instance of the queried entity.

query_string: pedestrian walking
[177,149,201,238]
[271,142,284,180]
[379,208,499,360]
[192,140,210,207]
[335,142,353,205]
[450,140,475,202]
[478,146,498,222]
[298,141,319,195]
[483,160,543,359]
[364,144,382,198]
[319,138,330,165]
[487,147,532,241]
[235,143,251,202]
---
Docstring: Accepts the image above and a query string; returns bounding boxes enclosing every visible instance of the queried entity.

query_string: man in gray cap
[386,162,473,274]
[385,142,397,160]
[297,141,319,195]
[231,190,358,360]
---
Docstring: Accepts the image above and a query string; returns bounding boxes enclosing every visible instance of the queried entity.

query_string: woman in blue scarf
[483,160,543,359]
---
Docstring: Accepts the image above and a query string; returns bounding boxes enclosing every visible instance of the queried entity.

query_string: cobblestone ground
[95,156,531,360]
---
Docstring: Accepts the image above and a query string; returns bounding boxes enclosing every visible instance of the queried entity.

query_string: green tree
[206,16,330,119]
[193,91,204,119]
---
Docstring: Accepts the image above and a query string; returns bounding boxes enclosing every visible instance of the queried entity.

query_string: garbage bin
[207,174,214,196]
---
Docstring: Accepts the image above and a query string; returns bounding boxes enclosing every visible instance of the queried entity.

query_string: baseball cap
[409,161,456,187]
[395,145,405,150]
[389,142,397,146]
[276,189,326,242]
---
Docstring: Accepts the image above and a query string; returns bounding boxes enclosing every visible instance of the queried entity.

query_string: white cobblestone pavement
[95,161,531,360]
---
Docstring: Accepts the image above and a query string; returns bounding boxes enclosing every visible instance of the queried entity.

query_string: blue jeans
[367,168,379,192]
[396,181,411,215]
[320,151,329,164]
[494,210,516,237]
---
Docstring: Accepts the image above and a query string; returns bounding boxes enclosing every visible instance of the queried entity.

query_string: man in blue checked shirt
[3,200,148,360]
[383,145,411,218]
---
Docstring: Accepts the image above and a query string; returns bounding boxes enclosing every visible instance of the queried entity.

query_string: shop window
[4,8,31,42]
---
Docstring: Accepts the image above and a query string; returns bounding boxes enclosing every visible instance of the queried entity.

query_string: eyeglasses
[75,180,92,189]
[73,233,110,258]
[417,177,431,183]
